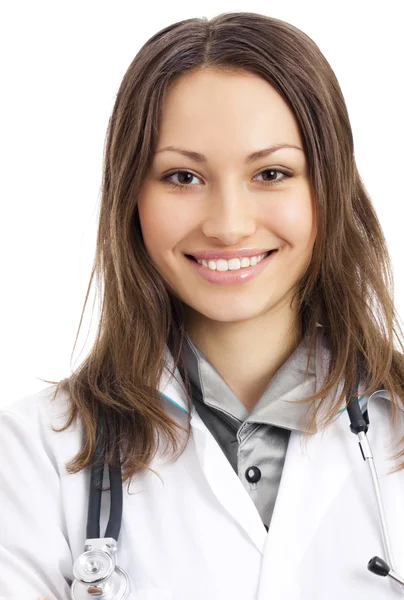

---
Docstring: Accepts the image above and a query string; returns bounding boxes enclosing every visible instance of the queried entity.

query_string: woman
[1,11,403,600]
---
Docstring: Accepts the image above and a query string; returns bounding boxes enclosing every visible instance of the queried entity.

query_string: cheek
[137,195,190,260]
[268,193,315,247]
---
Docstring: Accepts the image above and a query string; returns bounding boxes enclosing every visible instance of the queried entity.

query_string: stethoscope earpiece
[368,556,404,588]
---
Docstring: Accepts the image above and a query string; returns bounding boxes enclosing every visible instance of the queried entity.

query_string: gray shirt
[179,332,317,530]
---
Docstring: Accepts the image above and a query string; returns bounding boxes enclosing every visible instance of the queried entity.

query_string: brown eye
[162,170,200,190]
[255,169,291,186]
[161,168,292,191]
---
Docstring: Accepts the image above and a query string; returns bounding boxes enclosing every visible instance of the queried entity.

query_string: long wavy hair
[42,11,404,481]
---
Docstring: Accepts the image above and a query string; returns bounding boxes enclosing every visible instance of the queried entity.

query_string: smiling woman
[1,10,404,600]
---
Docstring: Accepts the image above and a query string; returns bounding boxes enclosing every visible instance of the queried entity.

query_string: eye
[161,168,293,191]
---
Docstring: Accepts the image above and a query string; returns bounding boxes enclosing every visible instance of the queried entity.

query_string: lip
[185,250,278,285]
[186,248,277,260]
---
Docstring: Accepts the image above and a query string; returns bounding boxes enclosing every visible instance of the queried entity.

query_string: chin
[184,301,273,324]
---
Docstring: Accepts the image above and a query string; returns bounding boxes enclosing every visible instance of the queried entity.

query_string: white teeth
[197,252,269,271]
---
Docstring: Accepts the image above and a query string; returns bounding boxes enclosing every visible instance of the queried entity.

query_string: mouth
[185,250,276,263]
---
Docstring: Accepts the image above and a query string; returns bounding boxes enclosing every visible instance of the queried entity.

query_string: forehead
[156,70,303,157]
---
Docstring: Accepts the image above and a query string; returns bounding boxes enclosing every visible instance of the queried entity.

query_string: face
[137,69,316,328]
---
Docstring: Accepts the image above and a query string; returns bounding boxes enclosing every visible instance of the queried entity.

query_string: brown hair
[42,11,404,482]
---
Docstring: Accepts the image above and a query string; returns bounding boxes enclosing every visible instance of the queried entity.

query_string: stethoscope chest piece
[71,537,130,599]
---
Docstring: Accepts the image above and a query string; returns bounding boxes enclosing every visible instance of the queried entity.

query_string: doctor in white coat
[1,11,404,600]
[1,353,404,599]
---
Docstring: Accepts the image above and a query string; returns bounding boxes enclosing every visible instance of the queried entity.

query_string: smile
[185,250,278,285]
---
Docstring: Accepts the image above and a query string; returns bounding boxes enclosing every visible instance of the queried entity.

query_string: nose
[200,184,258,245]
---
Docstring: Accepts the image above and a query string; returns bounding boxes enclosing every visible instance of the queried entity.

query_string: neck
[183,299,303,413]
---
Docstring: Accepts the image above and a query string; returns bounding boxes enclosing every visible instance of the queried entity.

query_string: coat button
[245,466,261,483]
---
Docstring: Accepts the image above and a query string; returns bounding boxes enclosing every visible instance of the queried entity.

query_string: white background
[1,1,403,409]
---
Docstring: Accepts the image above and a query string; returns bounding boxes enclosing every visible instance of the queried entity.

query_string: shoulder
[0,383,83,470]
[1,382,76,423]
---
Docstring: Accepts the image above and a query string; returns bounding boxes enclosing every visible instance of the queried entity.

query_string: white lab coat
[1,349,404,600]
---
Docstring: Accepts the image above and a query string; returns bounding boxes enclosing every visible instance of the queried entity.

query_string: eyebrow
[154,143,303,164]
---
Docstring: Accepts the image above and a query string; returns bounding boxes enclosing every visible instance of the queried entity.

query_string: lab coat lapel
[159,350,268,553]
[191,407,268,553]
[256,407,356,597]
[256,329,364,595]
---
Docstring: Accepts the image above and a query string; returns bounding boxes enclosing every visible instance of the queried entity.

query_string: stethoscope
[71,378,404,598]
[71,409,129,600]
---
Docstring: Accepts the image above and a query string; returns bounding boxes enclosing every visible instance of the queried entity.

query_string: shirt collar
[181,328,319,433]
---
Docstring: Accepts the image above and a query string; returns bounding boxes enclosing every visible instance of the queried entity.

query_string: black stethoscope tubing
[87,410,123,542]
